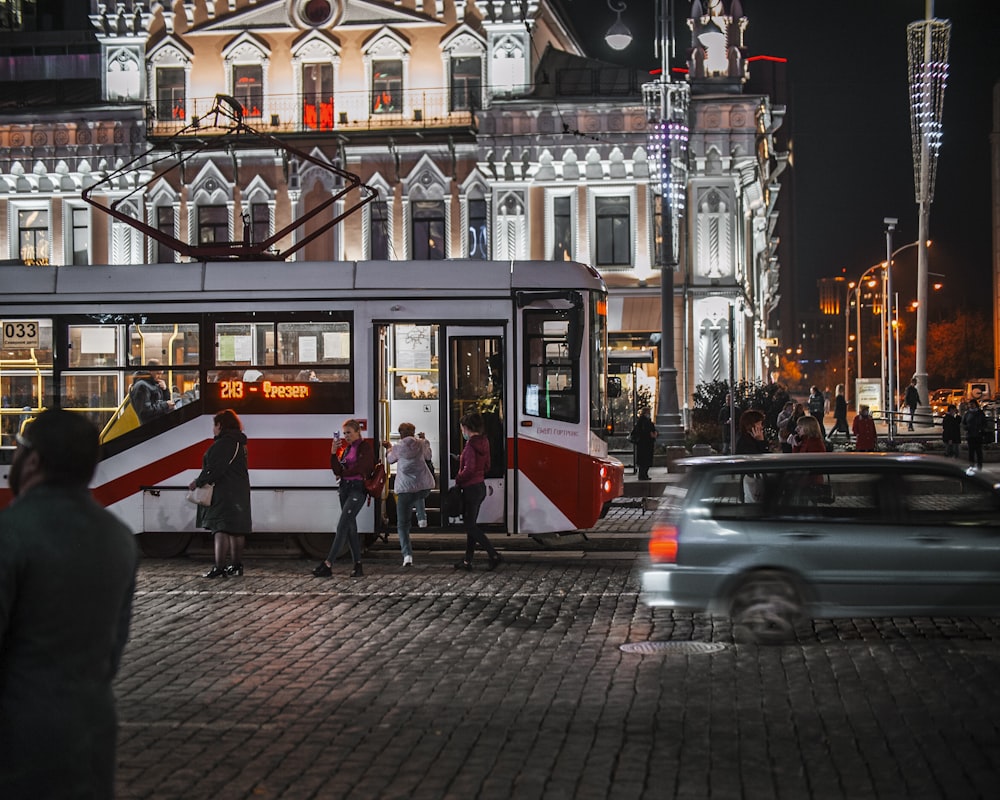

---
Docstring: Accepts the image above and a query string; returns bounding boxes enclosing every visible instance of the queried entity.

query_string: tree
[927,310,993,386]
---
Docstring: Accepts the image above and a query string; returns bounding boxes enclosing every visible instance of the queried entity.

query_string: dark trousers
[461,482,497,562]
[968,436,984,468]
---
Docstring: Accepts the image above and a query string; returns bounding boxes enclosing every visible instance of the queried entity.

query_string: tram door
[447,327,505,526]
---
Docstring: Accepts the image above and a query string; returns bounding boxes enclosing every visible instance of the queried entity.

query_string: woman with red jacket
[453,412,501,571]
[313,418,374,578]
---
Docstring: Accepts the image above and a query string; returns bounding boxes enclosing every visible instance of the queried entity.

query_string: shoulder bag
[186,442,240,507]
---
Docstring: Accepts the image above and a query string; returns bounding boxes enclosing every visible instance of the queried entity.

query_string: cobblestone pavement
[116,529,1000,800]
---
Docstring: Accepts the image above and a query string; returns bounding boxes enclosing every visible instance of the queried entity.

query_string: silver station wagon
[642,453,1000,643]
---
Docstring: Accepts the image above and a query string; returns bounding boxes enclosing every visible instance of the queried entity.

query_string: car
[930,388,965,416]
[641,453,1000,644]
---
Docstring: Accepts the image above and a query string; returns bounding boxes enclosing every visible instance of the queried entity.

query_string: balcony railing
[148,89,480,137]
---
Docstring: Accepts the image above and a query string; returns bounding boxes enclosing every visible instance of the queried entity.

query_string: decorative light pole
[884,217,898,443]
[907,2,950,424]
[605,0,688,442]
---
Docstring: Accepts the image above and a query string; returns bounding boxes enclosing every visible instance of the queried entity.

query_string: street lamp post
[605,0,688,443]
[885,217,898,443]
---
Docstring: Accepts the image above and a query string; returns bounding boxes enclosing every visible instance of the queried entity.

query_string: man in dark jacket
[904,378,921,431]
[0,409,137,798]
[129,358,174,423]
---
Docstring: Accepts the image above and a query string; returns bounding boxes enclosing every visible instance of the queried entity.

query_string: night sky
[565,0,1000,315]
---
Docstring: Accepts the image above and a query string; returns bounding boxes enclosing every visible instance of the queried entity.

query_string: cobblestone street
[115,525,1000,799]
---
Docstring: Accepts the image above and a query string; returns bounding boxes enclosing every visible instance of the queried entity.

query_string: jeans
[326,480,366,564]
[395,489,430,559]
[461,482,497,562]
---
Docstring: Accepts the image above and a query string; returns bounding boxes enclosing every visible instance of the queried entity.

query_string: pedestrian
[904,378,921,431]
[962,398,987,470]
[453,412,501,571]
[0,409,137,797]
[129,358,174,423]
[734,409,769,454]
[807,385,827,438]
[792,415,827,453]
[718,393,742,454]
[852,404,878,452]
[629,406,657,480]
[190,408,251,578]
[314,418,375,578]
[829,384,850,441]
[941,403,961,458]
[384,422,434,567]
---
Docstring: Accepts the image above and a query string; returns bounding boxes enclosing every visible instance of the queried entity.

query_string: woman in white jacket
[384,422,435,566]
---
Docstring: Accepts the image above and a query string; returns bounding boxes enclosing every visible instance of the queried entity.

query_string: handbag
[186,442,240,507]
[444,485,464,518]
[364,462,386,499]
[186,484,214,507]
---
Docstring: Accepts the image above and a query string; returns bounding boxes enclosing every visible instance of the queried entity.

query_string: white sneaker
[403,555,413,566]
[417,519,427,528]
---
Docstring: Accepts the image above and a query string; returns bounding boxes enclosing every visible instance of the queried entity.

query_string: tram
[0,259,624,556]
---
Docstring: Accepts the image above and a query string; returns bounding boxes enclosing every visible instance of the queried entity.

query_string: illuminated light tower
[907,3,950,424]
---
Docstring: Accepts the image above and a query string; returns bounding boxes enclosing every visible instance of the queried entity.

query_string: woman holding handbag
[313,418,374,578]
[189,409,251,578]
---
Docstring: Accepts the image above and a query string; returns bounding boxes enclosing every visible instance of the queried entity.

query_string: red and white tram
[0,259,624,556]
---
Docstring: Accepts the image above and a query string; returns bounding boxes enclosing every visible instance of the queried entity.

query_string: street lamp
[907,3,950,425]
[604,1,633,51]
[605,0,688,443]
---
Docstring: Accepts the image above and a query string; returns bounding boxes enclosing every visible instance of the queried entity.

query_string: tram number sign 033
[218,380,312,401]
[2,320,40,349]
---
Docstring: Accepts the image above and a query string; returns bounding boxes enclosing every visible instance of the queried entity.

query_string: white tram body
[0,260,624,554]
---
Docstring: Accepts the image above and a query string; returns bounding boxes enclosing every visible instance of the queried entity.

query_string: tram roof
[1,260,607,304]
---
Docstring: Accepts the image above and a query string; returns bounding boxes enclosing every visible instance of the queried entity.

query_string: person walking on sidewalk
[453,412,501,572]
[962,399,987,470]
[852,404,878,452]
[941,404,961,458]
[629,406,657,480]
[807,385,827,439]
[829,384,850,441]
[384,422,434,567]
[904,378,921,431]
[313,419,374,578]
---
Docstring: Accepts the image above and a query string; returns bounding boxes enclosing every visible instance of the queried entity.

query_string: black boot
[351,562,364,578]
[203,565,227,579]
[225,563,243,576]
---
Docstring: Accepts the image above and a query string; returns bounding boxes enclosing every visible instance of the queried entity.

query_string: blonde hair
[797,416,822,439]
[342,418,363,434]
[398,422,416,437]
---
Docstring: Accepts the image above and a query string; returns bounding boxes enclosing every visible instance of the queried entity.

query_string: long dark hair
[214,408,243,432]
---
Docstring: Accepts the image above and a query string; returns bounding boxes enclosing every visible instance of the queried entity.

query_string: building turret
[686,0,748,95]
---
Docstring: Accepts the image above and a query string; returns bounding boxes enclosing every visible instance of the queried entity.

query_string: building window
[553,196,572,261]
[371,60,402,113]
[18,209,49,265]
[71,207,89,266]
[491,37,525,96]
[370,199,389,260]
[233,64,263,118]
[250,203,269,245]
[412,200,444,260]
[301,62,334,130]
[156,67,185,120]
[450,56,481,111]
[595,196,630,266]
[468,198,488,259]
[155,206,175,263]
[198,206,229,244]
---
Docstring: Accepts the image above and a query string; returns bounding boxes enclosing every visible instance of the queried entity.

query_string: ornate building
[0,0,786,423]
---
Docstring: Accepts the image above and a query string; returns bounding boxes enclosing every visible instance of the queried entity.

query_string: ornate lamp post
[907,2,950,424]
[605,0,688,442]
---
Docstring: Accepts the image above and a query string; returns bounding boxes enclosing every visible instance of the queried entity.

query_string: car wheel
[730,570,803,644]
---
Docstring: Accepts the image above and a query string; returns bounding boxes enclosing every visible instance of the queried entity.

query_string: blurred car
[930,388,965,416]
[641,453,1000,644]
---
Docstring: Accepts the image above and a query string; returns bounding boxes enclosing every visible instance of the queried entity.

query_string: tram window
[1,373,50,448]
[128,323,200,368]
[522,310,579,423]
[62,373,123,433]
[276,322,350,366]
[67,324,122,368]
[215,322,275,368]
[393,324,438,400]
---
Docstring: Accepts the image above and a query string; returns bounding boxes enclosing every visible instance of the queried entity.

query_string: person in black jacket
[962,399,988,469]
[129,359,174,423]
[0,409,137,798]
[629,407,657,480]
[904,379,921,431]
[941,404,961,458]
[189,409,252,578]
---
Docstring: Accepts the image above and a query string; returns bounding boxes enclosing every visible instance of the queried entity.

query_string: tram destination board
[209,379,350,413]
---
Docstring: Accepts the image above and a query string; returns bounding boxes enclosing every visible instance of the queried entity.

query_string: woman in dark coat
[629,407,658,480]
[189,408,251,578]
[454,412,501,571]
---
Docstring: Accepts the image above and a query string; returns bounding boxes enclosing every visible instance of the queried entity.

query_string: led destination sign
[218,380,311,401]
